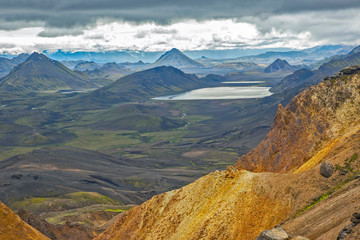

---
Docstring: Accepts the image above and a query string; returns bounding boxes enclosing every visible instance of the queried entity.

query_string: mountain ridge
[0,52,96,91]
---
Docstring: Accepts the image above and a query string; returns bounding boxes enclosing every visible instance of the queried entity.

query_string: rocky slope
[0,200,49,240]
[95,66,360,239]
[236,65,360,173]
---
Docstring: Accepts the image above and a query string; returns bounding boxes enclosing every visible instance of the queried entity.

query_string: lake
[153,86,272,100]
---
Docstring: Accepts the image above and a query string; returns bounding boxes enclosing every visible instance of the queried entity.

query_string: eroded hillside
[0,200,49,240]
[236,65,360,173]
[95,66,360,240]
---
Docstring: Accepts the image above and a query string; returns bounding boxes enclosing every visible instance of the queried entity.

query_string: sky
[0,0,359,54]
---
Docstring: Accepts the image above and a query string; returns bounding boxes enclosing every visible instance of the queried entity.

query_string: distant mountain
[74,61,102,71]
[0,57,16,77]
[76,66,218,108]
[61,60,87,70]
[237,45,354,65]
[152,48,204,69]
[11,53,30,65]
[78,62,133,84]
[271,45,360,100]
[0,53,30,77]
[89,62,132,75]
[0,52,96,91]
[264,59,297,73]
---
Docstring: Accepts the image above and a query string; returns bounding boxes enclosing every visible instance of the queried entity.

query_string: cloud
[0,1,359,52]
[0,0,359,30]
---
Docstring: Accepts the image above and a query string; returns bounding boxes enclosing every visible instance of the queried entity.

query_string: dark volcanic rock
[338,223,357,240]
[320,162,334,178]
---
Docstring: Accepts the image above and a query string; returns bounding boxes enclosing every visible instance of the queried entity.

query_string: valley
[1,45,360,239]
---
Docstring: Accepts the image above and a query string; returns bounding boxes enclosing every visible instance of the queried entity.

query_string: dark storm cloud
[1,0,359,31]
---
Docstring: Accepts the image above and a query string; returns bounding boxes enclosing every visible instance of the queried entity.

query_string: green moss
[10,192,123,214]
[104,208,125,213]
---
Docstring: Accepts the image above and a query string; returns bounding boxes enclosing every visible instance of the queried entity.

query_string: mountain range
[271,45,360,98]
[0,52,96,91]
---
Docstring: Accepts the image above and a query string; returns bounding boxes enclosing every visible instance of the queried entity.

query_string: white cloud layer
[0,8,359,55]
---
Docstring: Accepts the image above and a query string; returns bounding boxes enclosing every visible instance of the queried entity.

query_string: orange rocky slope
[0,200,49,240]
[94,66,360,239]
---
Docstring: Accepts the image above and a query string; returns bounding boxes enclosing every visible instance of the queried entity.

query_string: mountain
[76,66,218,108]
[61,60,87,70]
[236,44,354,65]
[74,61,102,71]
[0,52,96,91]
[264,58,297,73]
[95,66,360,240]
[84,62,132,77]
[152,48,204,69]
[0,201,49,240]
[271,45,360,97]
[0,53,30,77]
[0,57,16,77]
[11,53,30,65]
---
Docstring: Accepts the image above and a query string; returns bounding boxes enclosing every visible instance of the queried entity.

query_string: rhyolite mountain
[0,52,96,91]
[152,48,204,69]
[95,66,360,240]
[264,58,297,73]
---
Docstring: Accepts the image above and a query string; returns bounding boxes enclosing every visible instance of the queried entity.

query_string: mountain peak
[264,58,293,73]
[169,48,182,53]
[27,52,50,62]
[152,48,203,69]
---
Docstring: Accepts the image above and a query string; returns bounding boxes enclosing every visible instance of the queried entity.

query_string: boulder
[256,226,289,240]
[320,162,334,178]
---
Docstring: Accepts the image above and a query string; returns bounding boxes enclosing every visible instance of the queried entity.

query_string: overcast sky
[0,0,359,54]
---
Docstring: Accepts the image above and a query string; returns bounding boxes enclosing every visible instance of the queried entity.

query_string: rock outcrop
[235,66,360,173]
[0,201,49,240]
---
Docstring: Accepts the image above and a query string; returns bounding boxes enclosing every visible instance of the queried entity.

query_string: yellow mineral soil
[96,164,335,240]
[0,201,49,240]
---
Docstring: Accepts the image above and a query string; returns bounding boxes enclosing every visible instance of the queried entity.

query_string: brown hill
[95,66,360,240]
[0,200,49,240]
